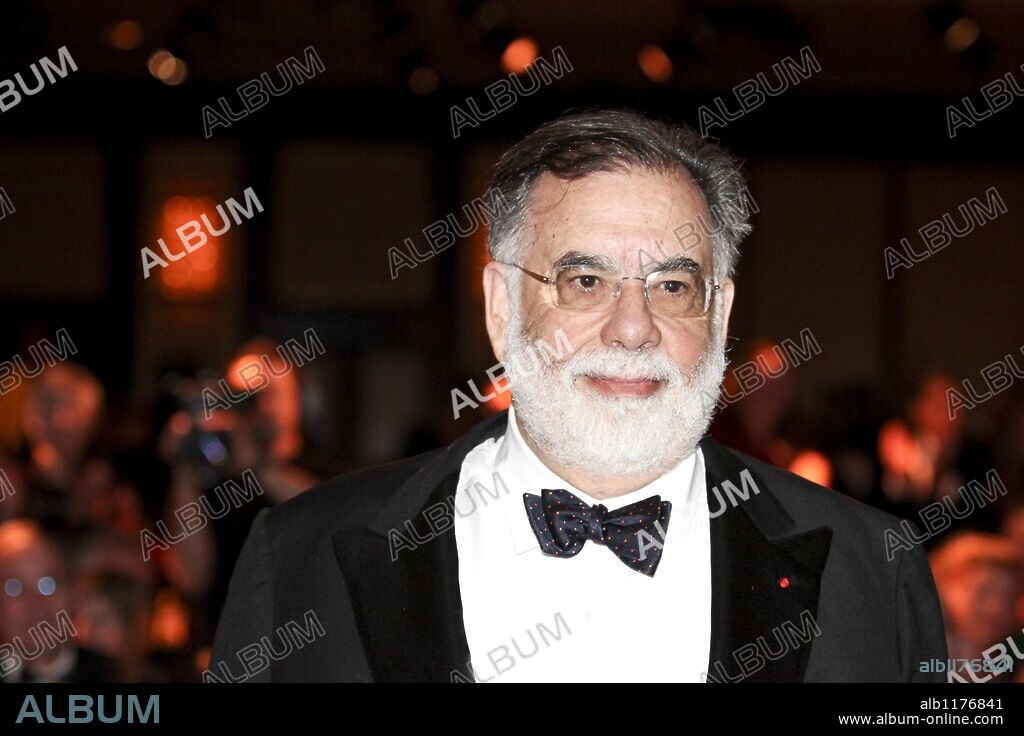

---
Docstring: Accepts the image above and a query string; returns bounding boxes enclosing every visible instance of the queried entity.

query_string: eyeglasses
[501,262,720,319]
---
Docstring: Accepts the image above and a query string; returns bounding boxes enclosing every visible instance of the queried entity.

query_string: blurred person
[0,519,117,682]
[992,388,1024,515]
[812,386,889,504]
[73,570,162,682]
[72,529,158,592]
[13,362,141,537]
[70,529,196,681]
[224,338,319,502]
[1002,507,1024,618]
[877,371,990,526]
[213,108,945,682]
[930,532,1023,682]
[157,344,319,636]
[710,338,831,486]
[711,338,798,465]
[0,453,26,524]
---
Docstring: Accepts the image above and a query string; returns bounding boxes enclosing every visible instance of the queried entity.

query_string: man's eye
[657,280,690,295]
[571,274,602,290]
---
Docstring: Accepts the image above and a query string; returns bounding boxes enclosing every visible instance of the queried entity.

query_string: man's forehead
[525,169,715,270]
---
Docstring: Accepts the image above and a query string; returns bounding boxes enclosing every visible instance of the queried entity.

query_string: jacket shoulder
[263,449,441,542]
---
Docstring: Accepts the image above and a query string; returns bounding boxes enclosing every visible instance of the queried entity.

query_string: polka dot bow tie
[522,489,673,577]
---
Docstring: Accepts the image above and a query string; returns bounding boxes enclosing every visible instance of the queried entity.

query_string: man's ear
[483,261,511,362]
[717,277,735,348]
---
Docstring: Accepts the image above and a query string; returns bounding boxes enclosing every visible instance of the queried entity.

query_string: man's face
[483,168,735,482]
[23,374,103,460]
[0,545,67,644]
[492,168,731,376]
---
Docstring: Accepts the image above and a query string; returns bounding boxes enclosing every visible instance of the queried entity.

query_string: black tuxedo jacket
[210,412,947,682]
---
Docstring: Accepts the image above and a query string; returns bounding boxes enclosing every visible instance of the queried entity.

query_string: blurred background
[1,0,1023,682]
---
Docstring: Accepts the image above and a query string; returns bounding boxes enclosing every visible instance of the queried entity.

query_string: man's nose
[599,278,661,351]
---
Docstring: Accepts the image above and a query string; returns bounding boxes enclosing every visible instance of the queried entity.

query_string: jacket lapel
[330,413,508,682]
[701,437,833,683]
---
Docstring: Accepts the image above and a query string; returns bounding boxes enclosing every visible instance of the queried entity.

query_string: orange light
[194,647,212,674]
[227,352,262,392]
[944,17,980,53]
[409,66,439,95]
[788,450,832,488]
[147,50,175,79]
[482,378,512,414]
[150,588,190,649]
[752,343,786,375]
[156,196,224,299]
[501,37,539,74]
[107,20,144,51]
[147,49,188,85]
[163,196,192,223]
[162,58,189,86]
[638,44,673,83]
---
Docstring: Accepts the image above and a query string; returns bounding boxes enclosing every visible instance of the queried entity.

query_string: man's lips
[583,375,663,398]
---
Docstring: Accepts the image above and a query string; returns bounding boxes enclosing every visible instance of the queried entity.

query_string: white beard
[503,307,727,481]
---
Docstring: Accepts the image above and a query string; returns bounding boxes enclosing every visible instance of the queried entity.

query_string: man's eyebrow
[644,255,702,274]
[552,251,619,271]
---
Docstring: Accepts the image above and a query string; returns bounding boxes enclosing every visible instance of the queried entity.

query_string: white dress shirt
[454,405,712,682]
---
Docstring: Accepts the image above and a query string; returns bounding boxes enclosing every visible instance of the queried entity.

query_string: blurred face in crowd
[74,589,129,659]
[733,342,795,433]
[255,371,302,460]
[0,524,68,649]
[911,372,964,445]
[484,168,735,491]
[228,349,303,462]
[943,563,1020,648]
[22,366,104,462]
[73,576,150,667]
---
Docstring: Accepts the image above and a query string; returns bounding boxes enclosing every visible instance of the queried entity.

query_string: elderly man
[0,520,118,683]
[211,108,947,682]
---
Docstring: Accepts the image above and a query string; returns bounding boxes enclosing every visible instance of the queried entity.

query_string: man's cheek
[667,334,709,370]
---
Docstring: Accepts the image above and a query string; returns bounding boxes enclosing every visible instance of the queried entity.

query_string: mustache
[559,347,685,385]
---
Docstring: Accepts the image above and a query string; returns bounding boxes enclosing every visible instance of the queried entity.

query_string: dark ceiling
[2,0,1021,94]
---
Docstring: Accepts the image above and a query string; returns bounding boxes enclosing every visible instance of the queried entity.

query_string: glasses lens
[553,268,614,310]
[647,271,705,317]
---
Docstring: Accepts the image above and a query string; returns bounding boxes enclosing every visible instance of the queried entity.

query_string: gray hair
[487,108,753,284]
